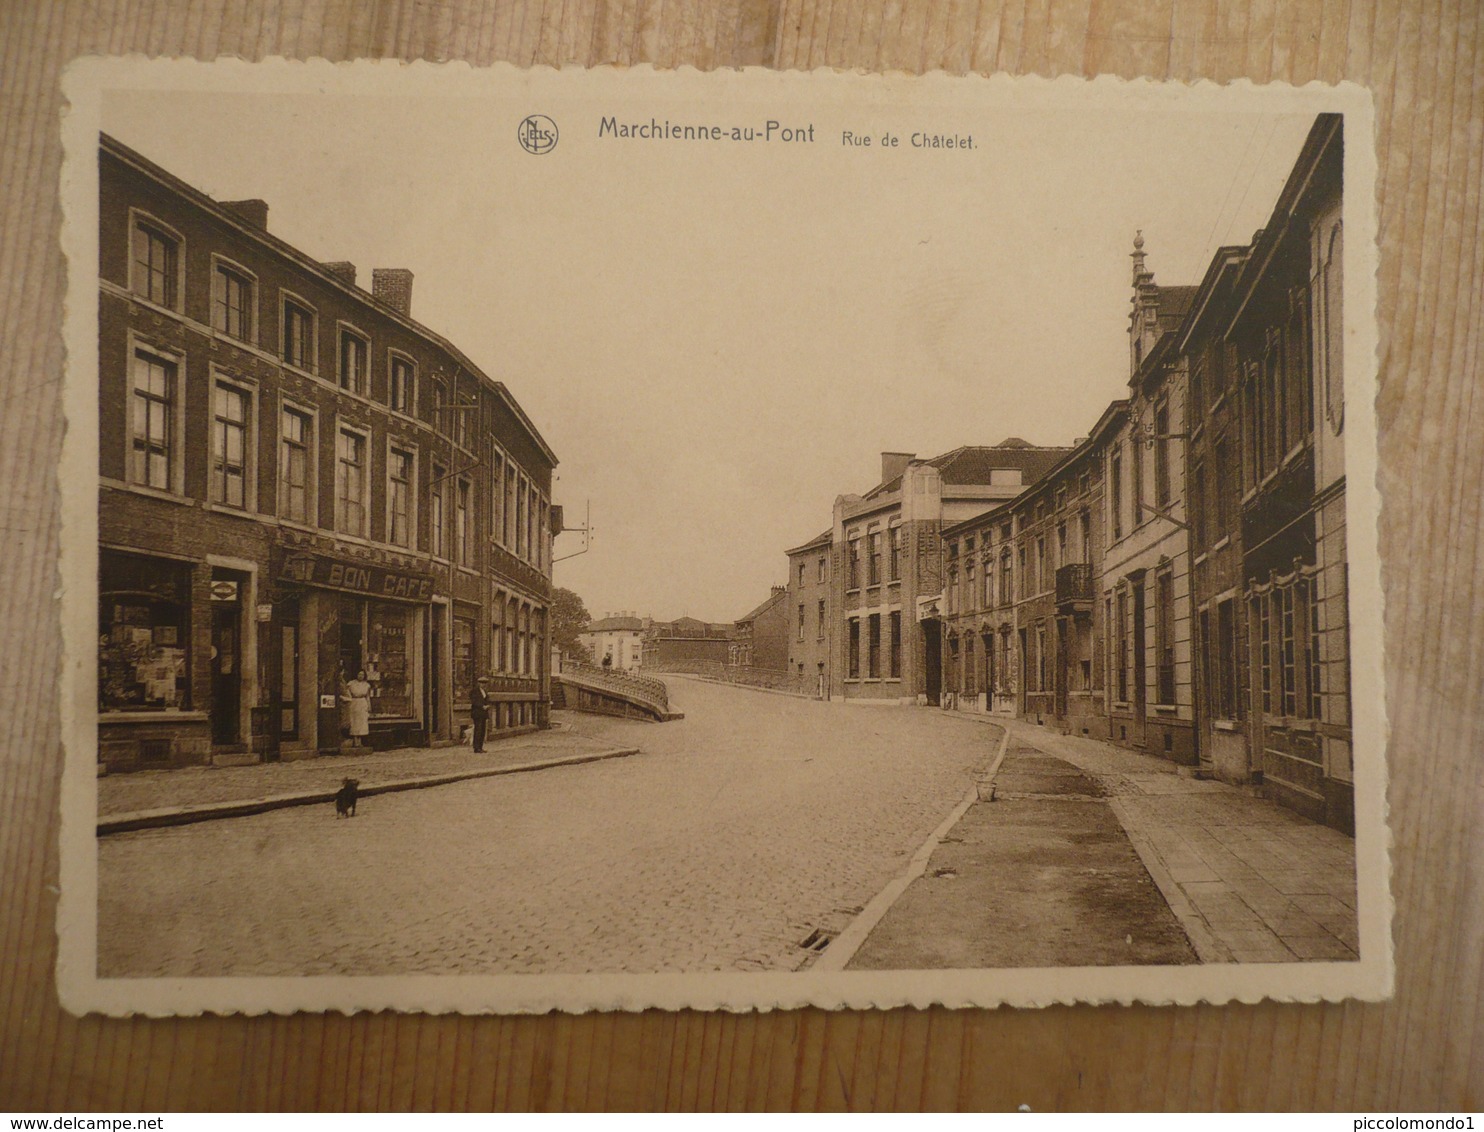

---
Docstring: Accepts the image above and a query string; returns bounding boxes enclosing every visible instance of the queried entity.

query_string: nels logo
[517,114,559,155]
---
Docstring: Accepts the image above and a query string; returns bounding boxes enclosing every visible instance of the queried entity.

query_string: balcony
[1055,562,1093,610]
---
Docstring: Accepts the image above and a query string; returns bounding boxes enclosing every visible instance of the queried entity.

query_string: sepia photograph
[58,60,1387,1014]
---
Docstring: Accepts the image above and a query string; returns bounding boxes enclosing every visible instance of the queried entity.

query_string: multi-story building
[97,134,559,771]
[784,529,832,697]
[641,617,732,669]
[1101,236,1198,763]
[806,443,1070,703]
[578,613,646,672]
[730,586,789,672]
[1224,113,1351,830]
[940,402,1124,737]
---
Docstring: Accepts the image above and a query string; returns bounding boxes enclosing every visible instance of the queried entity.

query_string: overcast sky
[100,72,1316,623]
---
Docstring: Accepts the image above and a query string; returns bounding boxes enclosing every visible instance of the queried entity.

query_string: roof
[647,617,731,639]
[786,529,833,556]
[100,133,558,469]
[583,616,644,633]
[1153,286,1198,335]
[866,439,1074,499]
[736,589,787,625]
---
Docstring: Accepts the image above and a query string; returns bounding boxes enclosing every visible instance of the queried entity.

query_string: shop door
[211,605,242,745]
[428,608,443,736]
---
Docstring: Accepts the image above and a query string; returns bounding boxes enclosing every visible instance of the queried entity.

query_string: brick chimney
[881,452,914,484]
[221,199,268,229]
[321,261,357,287]
[372,268,415,316]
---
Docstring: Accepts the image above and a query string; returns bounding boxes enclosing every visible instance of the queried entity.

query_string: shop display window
[366,602,413,720]
[453,616,475,704]
[98,551,191,711]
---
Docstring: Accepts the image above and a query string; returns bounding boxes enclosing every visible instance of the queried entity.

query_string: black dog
[334,778,360,818]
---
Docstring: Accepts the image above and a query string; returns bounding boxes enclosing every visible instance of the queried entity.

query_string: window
[1309,577,1324,720]
[797,561,806,587]
[1280,582,1298,716]
[431,380,447,432]
[516,478,529,560]
[797,604,806,641]
[1037,622,1048,692]
[98,551,191,712]
[130,348,176,490]
[847,619,860,679]
[505,596,518,674]
[491,596,505,674]
[1110,449,1123,540]
[131,219,178,308]
[503,465,518,548]
[338,328,369,394]
[1036,536,1047,593]
[889,612,902,678]
[390,355,415,414]
[453,618,475,704]
[1321,223,1345,432]
[388,448,413,547]
[868,613,882,679]
[1130,433,1144,525]
[527,484,538,562]
[1154,403,1171,507]
[847,537,861,590]
[1056,523,1067,575]
[279,407,312,523]
[1190,462,1207,551]
[965,555,976,610]
[1259,591,1273,713]
[818,556,827,584]
[1116,589,1130,702]
[212,262,254,341]
[456,479,472,566]
[1155,569,1175,705]
[1000,549,1012,606]
[452,384,470,448]
[282,297,315,371]
[868,530,882,586]
[431,464,446,558]
[210,382,250,509]
[1217,598,1238,720]
[1017,546,1026,601]
[817,599,826,639]
[334,429,367,535]
[888,527,901,581]
[1079,510,1092,565]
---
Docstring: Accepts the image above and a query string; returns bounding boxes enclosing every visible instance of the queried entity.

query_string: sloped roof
[1154,285,1199,335]
[786,529,833,555]
[865,439,1072,498]
[736,589,787,625]
[583,616,644,633]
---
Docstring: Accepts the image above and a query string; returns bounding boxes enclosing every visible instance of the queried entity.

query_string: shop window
[388,448,414,547]
[130,348,176,491]
[338,327,369,395]
[212,261,255,342]
[453,617,475,704]
[334,428,368,536]
[131,217,179,309]
[367,603,414,719]
[282,296,315,372]
[210,381,250,509]
[278,407,312,523]
[98,551,190,712]
[389,354,415,415]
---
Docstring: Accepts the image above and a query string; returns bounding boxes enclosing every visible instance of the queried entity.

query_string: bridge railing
[560,661,672,713]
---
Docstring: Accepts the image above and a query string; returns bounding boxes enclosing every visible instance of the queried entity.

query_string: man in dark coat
[470,677,490,753]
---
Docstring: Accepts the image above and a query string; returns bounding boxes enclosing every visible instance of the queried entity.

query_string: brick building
[730,586,789,672]
[97,134,559,771]
[641,617,732,669]
[784,529,832,697]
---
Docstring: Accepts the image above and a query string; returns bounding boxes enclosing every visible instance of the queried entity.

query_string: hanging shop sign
[280,552,436,603]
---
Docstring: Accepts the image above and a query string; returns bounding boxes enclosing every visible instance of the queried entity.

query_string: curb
[98,746,642,836]
[814,723,1012,972]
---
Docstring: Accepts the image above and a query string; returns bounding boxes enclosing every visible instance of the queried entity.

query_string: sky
[100,72,1316,623]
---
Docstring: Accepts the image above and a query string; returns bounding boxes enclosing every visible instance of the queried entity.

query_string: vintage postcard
[57,59,1389,1014]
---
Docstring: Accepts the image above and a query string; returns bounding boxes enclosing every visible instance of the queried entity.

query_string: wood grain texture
[1,0,1480,1111]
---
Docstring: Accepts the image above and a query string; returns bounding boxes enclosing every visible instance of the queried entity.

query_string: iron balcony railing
[1055,562,1093,607]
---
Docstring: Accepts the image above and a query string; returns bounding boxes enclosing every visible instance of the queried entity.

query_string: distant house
[577,613,646,673]
[643,616,732,669]
[730,586,790,672]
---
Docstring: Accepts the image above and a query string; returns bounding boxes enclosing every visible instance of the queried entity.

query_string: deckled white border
[57,57,1390,1016]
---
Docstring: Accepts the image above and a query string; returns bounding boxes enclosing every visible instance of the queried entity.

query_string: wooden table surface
[2,0,1479,1111]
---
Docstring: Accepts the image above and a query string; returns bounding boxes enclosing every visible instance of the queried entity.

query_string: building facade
[784,530,832,697]
[641,617,732,669]
[98,135,558,771]
[730,586,789,672]
[578,614,646,672]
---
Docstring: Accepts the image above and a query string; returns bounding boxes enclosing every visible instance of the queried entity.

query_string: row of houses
[577,613,733,673]
[772,114,1352,832]
[97,135,562,770]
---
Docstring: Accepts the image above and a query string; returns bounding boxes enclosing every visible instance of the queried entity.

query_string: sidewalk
[999,720,1359,963]
[97,715,641,834]
[839,714,1359,968]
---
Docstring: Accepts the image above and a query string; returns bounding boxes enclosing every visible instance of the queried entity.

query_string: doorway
[923,619,941,703]
[211,603,242,745]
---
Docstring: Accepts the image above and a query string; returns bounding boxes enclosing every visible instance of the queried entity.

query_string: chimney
[372,268,415,317]
[221,199,269,229]
[321,261,357,287]
[771,584,785,596]
[881,452,914,484]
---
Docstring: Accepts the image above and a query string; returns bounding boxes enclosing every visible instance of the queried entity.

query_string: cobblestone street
[98,679,996,977]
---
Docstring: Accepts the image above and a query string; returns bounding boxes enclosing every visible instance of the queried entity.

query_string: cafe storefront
[275,548,444,757]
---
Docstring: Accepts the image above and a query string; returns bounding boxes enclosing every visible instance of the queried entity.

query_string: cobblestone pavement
[996,719,1359,963]
[97,719,628,817]
[98,683,997,976]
